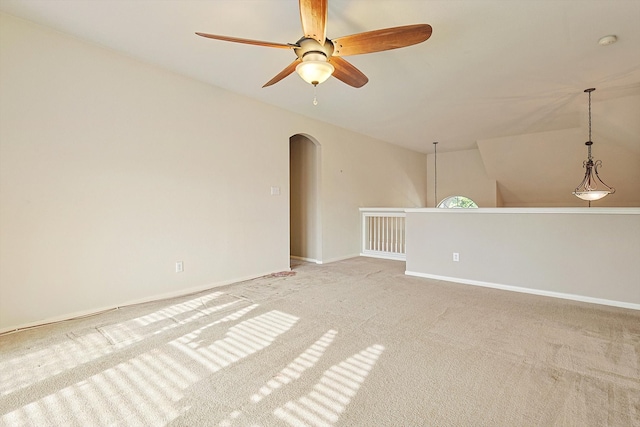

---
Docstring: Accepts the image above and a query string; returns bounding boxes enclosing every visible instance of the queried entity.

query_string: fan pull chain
[313,84,318,105]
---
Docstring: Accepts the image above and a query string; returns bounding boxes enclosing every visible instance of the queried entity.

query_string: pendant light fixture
[572,88,615,202]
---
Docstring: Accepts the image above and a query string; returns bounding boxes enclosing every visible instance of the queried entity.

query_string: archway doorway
[289,134,321,264]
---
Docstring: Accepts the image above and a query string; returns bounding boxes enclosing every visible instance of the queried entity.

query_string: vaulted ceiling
[2,0,638,157]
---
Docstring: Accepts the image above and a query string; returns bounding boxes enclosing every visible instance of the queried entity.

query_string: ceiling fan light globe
[296,61,334,86]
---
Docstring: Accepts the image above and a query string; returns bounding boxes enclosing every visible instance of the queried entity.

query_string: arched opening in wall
[437,196,479,208]
[290,134,321,264]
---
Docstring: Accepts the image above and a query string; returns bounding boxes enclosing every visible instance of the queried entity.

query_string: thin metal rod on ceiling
[433,141,438,206]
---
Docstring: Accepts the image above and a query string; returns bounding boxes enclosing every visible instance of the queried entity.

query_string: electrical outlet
[176,261,184,273]
[453,253,459,262]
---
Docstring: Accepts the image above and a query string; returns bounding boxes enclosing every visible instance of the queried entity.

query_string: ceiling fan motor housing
[295,37,335,61]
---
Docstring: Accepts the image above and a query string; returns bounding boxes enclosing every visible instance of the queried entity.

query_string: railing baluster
[380,216,387,252]
[373,216,377,251]
[371,216,375,251]
[398,217,401,254]
[402,217,406,253]
[387,217,390,252]
[383,216,387,252]
[388,217,391,252]
[380,216,383,252]
[400,217,404,254]
[394,217,398,253]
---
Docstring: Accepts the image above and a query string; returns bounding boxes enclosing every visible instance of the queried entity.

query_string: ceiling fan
[196,0,432,88]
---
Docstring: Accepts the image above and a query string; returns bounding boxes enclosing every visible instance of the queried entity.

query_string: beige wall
[288,126,428,264]
[289,134,320,262]
[318,129,427,262]
[427,149,497,207]
[0,13,427,331]
[405,209,640,308]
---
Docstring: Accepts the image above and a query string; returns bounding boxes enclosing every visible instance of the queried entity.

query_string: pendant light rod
[433,141,438,206]
[586,87,594,161]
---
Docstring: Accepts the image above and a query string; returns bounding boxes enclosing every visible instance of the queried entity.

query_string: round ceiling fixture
[598,35,617,46]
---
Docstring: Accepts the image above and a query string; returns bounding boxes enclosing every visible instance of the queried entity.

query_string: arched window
[437,196,478,208]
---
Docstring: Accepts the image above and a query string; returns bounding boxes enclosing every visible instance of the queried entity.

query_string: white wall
[405,208,640,308]
[0,13,427,331]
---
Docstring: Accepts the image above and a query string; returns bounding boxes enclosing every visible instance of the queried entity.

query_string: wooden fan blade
[263,59,302,88]
[196,32,294,49]
[329,57,368,88]
[332,24,432,57]
[299,0,328,44]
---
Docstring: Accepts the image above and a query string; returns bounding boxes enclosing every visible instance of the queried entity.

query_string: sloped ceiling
[1,0,639,154]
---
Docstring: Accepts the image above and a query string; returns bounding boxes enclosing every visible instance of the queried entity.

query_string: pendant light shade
[572,88,615,202]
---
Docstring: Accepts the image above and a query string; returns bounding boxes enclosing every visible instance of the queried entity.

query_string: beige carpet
[1,257,639,426]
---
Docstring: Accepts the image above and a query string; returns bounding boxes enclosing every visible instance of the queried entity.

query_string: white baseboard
[405,271,640,311]
[360,252,406,261]
[291,254,360,265]
[290,255,322,264]
[0,269,287,335]
[319,254,361,265]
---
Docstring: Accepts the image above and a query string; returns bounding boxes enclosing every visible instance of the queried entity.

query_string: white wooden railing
[360,208,406,261]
